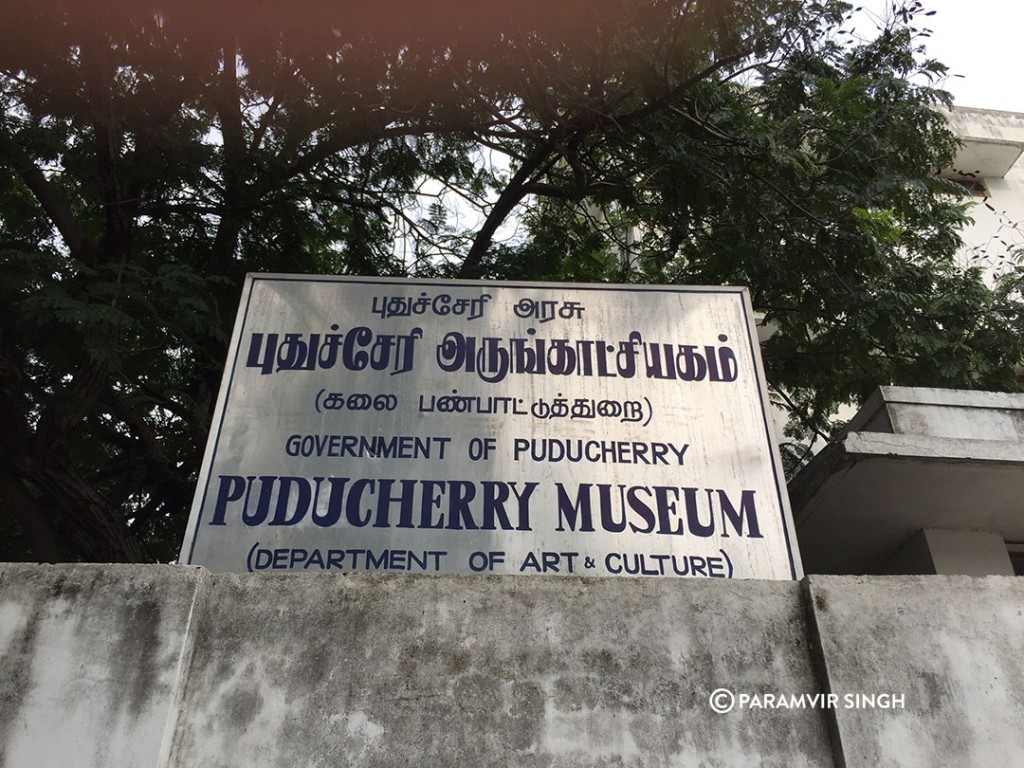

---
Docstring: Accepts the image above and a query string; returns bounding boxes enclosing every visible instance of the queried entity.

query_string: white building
[942,106,1024,281]
[789,107,1024,578]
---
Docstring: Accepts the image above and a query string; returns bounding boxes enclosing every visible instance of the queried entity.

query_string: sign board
[180,275,802,579]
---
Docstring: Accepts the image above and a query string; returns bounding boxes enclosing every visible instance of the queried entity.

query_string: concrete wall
[1,565,1022,768]
[806,576,1024,767]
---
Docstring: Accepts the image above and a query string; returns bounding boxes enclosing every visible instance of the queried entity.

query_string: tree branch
[460,146,558,277]
[0,128,94,263]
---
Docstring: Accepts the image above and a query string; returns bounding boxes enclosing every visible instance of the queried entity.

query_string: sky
[857,0,1024,112]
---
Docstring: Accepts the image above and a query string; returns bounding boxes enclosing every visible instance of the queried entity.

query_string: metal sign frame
[180,274,802,579]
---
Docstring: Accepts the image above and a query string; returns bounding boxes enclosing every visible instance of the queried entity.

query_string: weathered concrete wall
[1,566,1022,768]
[166,575,830,768]
[807,576,1024,768]
[0,564,202,768]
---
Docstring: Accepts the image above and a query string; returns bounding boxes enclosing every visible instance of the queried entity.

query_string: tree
[0,0,1020,562]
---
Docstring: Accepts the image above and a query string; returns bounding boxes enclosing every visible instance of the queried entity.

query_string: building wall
[943,107,1024,280]
[1,564,1022,768]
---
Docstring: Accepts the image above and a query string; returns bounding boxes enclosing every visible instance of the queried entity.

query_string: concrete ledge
[843,431,1024,463]
[942,107,1024,178]
[791,387,1024,573]
[793,438,1024,573]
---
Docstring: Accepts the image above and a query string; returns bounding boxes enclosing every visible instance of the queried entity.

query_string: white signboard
[180,275,802,579]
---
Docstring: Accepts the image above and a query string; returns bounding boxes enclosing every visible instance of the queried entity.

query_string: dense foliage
[1,0,1021,561]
